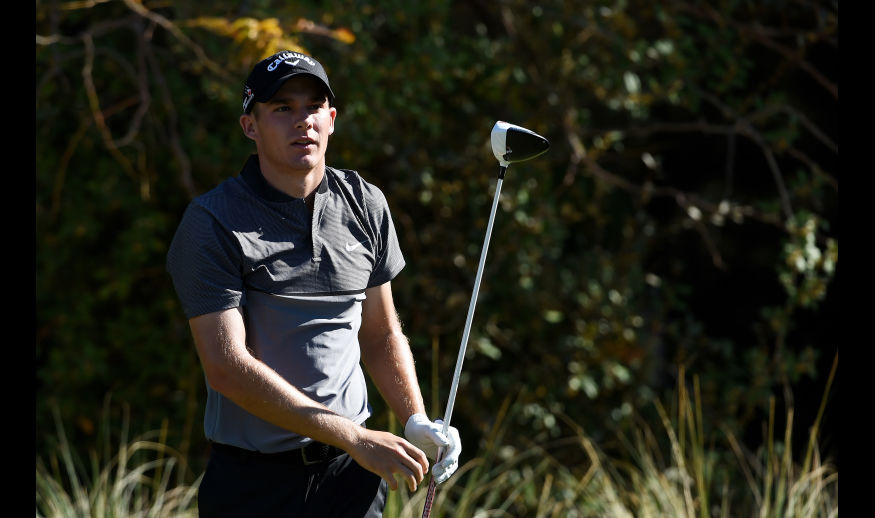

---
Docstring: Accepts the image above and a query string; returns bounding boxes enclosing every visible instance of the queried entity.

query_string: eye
[275,105,291,112]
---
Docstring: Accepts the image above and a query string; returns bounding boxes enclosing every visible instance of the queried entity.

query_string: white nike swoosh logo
[345,241,367,252]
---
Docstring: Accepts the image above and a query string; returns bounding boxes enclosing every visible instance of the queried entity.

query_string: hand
[346,428,429,492]
[404,413,462,485]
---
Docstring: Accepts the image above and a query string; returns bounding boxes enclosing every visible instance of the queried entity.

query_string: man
[166,50,461,517]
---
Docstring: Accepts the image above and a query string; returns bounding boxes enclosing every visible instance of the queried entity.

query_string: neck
[258,159,325,199]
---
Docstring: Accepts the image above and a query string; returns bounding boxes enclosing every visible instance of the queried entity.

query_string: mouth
[292,137,316,148]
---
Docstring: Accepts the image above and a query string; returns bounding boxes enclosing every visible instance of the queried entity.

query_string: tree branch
[122,0,233,82]
[143,30,197,199]
[561,111,781,235]
[677,2,838,99]
[81,33,140,188]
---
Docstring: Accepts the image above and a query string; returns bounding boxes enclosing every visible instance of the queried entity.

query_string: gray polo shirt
[166,155,405,452]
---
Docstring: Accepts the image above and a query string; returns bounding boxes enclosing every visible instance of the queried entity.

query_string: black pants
[197,443,388,517]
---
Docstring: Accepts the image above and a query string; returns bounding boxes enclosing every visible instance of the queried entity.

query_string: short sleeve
[366,188,405,288]
[166,202,245,319]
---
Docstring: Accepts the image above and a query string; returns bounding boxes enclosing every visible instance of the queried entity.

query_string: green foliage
[36,0,837,493]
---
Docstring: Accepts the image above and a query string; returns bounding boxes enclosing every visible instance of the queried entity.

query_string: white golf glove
[404,413,461,484]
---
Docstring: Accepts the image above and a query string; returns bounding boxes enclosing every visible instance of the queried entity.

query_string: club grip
[421,477,437,518]
[420,446,445,518]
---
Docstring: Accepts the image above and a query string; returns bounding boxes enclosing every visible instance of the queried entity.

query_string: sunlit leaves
[779,213,837,309]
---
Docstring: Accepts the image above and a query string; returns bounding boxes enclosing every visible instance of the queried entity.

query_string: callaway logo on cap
[242,50,335,113]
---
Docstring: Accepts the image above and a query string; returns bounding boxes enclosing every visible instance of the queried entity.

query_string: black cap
[242,51,335,114]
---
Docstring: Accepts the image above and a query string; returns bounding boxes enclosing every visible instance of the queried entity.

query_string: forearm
[359,283,428,425]
[201,328,429,491]
[190,309,363,451]
[360,329,426,426]
[221,356,364,449]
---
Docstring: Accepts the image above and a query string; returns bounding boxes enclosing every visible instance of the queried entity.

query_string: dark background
[36,0,838,502]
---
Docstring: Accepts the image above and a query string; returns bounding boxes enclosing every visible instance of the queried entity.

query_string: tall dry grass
[36,400,201,518]
[390,353,838,518]
[37,355,836,517]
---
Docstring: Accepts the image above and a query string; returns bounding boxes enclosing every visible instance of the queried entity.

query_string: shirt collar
[240,154,328,202]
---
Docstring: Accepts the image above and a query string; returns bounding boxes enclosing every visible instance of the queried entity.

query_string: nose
[294,108,313,129]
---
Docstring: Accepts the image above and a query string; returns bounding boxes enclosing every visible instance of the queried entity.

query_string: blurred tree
[36,0,837,483]
[317,0,837,460]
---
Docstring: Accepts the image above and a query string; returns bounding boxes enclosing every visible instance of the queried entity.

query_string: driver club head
[491,121,550,167]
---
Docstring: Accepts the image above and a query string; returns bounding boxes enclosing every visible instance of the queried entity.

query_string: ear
[239,113,257,141]
[327,106,337,136]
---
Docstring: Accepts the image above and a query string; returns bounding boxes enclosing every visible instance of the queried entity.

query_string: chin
[287,158,321,172]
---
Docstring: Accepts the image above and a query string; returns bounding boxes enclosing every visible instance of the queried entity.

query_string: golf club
[421,121,549,518]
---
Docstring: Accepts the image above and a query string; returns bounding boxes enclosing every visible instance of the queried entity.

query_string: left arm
[359,281,426,427]
[360,281,462,485]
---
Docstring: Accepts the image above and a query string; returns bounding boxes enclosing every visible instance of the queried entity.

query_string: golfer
[166,50,461,517]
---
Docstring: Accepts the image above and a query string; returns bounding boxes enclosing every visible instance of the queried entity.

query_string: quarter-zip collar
[240,154,328,202]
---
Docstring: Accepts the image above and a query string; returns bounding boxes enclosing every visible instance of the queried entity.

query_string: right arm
[188,307,429,491]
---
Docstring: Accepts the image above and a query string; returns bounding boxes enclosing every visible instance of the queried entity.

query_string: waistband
[210,440,345,466]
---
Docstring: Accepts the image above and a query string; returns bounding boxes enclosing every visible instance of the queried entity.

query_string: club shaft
[440,175,504,434]
[422,173,505,518]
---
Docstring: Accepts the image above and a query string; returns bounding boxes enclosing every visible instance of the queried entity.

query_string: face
[239,76,337,177]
